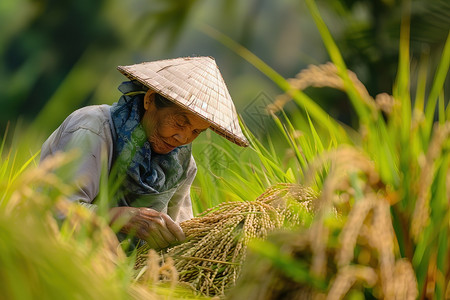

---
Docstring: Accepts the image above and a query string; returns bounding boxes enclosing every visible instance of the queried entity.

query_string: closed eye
[176,115,189,127]
[193,129,206,135]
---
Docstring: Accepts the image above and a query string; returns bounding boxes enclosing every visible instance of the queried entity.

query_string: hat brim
[117,60,249,147]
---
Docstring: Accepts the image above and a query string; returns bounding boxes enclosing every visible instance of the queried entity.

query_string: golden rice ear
[267,62,378,114]
[411,122,450,241]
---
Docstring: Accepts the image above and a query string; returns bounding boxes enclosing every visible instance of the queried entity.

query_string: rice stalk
[2,151,74,211]
[375,93,396,115]
[302,146,380,279]
[411,122,450,241]
[336,195,376,268]
[134,249,178,290]
[392,259,419,300]
[326,265,378,300]
[267,62,379,115]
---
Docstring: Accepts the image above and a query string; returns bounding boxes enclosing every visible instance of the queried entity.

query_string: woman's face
[141,90,211,154]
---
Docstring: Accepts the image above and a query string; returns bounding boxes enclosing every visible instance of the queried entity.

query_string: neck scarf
[110,81,191,204]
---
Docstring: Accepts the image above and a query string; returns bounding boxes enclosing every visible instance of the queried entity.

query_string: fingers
[128,208,185,249]
[141,227,169,249]
[136,215,172,248]
[160,214,185,242]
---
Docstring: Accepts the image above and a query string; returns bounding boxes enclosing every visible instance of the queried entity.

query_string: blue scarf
[110,81,191,204]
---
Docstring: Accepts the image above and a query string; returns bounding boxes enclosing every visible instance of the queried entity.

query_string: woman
[40,57,249,250]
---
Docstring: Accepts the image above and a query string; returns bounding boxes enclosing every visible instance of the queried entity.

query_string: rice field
[0,0,449,299]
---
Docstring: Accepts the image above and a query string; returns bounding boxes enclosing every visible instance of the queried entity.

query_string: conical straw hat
[117,56,249,147]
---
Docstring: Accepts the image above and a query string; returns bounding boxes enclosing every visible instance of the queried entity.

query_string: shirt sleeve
[167,156,197,223]
[66,128,108,206]
[40,107,113,210]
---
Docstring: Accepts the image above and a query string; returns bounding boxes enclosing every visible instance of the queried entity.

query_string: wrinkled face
[141,90,210,154]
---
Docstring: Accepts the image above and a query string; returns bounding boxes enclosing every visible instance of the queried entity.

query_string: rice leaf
[304,0,374,123]
[200,23,346,140]
[424,31,450,140]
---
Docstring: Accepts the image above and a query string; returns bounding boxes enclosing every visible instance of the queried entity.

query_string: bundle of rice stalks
[135,183,317,296]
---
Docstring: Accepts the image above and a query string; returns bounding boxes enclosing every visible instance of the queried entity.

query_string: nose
[173,132,189,144]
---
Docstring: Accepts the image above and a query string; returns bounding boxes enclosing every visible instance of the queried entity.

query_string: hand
[109,207,185,250]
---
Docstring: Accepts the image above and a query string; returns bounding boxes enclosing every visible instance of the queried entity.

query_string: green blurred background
[1,0,448,140]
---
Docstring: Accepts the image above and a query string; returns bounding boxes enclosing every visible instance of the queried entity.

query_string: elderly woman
[40,57,248,250]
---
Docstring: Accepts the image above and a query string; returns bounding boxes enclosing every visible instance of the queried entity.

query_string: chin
[151,142,175,154]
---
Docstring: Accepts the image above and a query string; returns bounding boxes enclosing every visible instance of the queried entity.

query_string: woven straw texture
[117,57,249,147]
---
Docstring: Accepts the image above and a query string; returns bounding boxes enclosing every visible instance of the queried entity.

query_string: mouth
[151,138,177,154]
[161,140,176,151]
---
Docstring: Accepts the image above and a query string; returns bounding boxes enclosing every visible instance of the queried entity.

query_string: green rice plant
[1,0,446,298]
[0,124,42,207]
[228,138,437,299]
[0,134,184,299]
[190,123,303,214]
[201,24,349,145]
[1,151,126,299]
[200,0,449,298]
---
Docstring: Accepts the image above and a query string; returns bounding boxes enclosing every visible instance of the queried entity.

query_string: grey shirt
[40,104,195,224]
